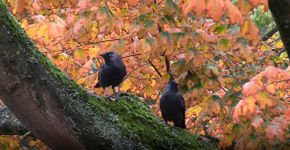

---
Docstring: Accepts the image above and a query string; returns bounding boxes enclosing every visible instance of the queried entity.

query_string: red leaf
[224,0,243,25]
[206,0,225,21]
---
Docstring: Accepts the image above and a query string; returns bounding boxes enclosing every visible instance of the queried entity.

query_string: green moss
[89,95,216,150]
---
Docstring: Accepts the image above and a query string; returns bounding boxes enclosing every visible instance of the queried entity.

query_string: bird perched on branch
[95,51,127,98]
[160,80,186,128]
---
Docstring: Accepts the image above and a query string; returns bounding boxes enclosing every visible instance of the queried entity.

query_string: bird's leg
[102,88,115,101]
[164,119,168,125]
[112,86,120,99]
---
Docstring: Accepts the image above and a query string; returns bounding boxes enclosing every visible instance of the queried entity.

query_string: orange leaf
[249,0,268,10]
[79,59,93,77]
[182,0,206,16]
[128,0,139,7]
[241,20,250,36]
[206,0,225,21]
[48,15,66,38]
[248,21,260,45]
[255,92,274,109]
[238,0,251,15]
[285,107,290,121]
[233,96,256,121]
[242,82,262,96]
[266,123,285,141]
[249,0,260,8]
[77,0,89,10]
[224,0,243,25]
[212,101,221,114]
[14,0,26,14]
[251,116,264,129]
[259,0,268,10]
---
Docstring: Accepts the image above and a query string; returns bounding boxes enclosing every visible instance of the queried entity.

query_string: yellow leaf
[88,47,100,59]
[77,78,86,85]
[26,24,40,38]
[151,79,156,87]
[241,20,250,36]
[37,24,49,39]
[255,92,275,109]
[128,0,139,7]
[68,40,78,50]
[276,40,284,49]
[187,105,202,116]
[260,45,271,51]
[120,79,132,91]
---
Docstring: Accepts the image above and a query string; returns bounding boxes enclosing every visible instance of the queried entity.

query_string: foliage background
[1,0,289,149]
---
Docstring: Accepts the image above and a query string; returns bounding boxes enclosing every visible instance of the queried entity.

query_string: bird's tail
[94,82,101,88]
[175,117,186,128]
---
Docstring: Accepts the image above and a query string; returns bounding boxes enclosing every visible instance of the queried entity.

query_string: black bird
[95,51,127,98]
[160,80,186,128]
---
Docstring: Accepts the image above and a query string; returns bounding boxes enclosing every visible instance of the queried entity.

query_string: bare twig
[121,53,143,59]
[76,38,121,48]
[164,56,173,80]
[267,78,290,86]
[261,26,279,41]
[148,60,163,77]
[122,62,149,81]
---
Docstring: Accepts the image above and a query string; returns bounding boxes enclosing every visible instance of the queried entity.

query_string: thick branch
[0,1,216,150]
[269,0,290,59]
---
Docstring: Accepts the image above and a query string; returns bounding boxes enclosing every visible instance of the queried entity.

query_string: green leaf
[214,24,227,34]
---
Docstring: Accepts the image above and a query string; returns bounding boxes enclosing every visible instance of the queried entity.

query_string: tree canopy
[0,0,289,149]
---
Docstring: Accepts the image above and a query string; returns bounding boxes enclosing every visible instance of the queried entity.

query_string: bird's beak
[100,53,106,58]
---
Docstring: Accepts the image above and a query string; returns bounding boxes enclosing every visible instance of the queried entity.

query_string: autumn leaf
[224,0,243,24]
[79,59,93,77]
[128,0,139,7]
[77,0,89,10]
[248,21,260,45]
[241,20,250,37]
[242,82,262,96]
[6,0,290,148]
[285,107,290,121]
[120,79,132,91]
[249,0,268,10]
[266,123,285,141]
[233,96,256,121]
[206,0,225,21]
[13,0,26,14]
[181,0,206,16]
[255,92,275,109]
[251,116,264,129]
[88,47,100,59]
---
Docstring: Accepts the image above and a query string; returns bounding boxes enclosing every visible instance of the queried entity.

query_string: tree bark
[0,105,28,135]
[0,1,216,150]
[269,0,290,60]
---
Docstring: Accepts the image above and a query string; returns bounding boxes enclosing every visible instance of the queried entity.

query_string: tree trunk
[0,1,216,150]
[269,0,290,60]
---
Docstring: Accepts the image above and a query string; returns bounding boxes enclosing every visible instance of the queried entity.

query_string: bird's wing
[96,65,106,87]
[177,94,185,112]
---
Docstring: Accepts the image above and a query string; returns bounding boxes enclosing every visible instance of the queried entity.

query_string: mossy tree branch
[0,1,216,150]
[0,105,28,135]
